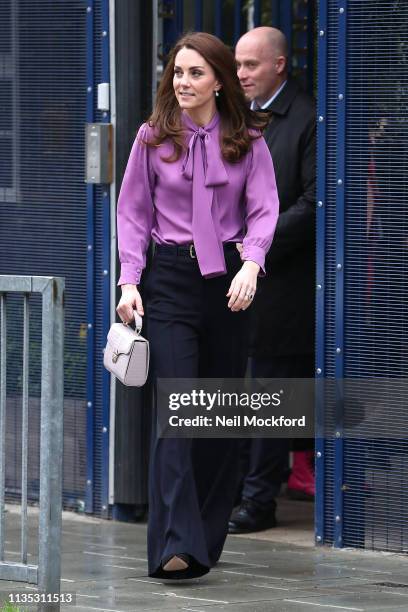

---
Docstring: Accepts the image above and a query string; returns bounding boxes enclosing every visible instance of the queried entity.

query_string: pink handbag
[103,312,149,386]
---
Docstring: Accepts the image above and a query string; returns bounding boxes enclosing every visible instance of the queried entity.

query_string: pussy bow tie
[181,114,229,277]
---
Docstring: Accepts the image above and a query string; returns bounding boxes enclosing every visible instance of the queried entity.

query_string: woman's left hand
[227,261,259,311]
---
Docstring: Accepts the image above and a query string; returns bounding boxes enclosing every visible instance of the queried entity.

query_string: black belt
[155,242,238,259]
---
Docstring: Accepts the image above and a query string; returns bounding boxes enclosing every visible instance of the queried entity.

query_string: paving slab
[1,503,408,611]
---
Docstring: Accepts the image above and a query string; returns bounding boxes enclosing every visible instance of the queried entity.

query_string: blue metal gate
[0,0,111,517]
[316,0,408,552]
[161,0,316,92]
[85,0,112,518]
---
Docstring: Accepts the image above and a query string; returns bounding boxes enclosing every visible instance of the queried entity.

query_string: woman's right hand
[116,284,144,324]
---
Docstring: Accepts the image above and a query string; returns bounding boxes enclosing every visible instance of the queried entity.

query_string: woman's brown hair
[146,31,268,163]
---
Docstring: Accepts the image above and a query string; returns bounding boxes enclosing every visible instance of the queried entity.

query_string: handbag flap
[106,323,139,356]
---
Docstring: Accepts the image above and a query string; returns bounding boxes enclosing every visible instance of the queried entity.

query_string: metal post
[334,1,347,549]
[194,0,203,31]
[85,0,95,515]
[279,1,292,71]
[151,0,158,104]
[214,0,222,38]
[306,0,316,94]
[234,0,243,44]
[253,0,261,27]
[315,0,328,548]
[163,0,183,55]
[21,294,29,563]
[108,0,118,508]
[271,0,280,28]
[0,294,6,562]
[38,278,64,600]
[101,0,112,519]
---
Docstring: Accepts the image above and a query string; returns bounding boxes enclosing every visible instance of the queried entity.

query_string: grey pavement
[1,500,408,611]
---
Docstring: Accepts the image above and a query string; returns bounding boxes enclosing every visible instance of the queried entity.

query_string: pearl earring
[215,90,219,97]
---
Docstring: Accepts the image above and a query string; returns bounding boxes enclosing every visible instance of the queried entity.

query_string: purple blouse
[117,111,279,286]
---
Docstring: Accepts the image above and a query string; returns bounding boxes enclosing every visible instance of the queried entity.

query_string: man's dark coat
[252,78,316,358]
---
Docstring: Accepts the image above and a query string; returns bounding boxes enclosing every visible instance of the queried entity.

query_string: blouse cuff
[117,262,142,286]
[241,245,266,276]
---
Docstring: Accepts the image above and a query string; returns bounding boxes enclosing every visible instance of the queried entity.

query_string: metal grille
[0,0,87,511]
[162,0,316,91]
[91,1,111,517]
[0,276,64,595]
[343,0,408,552]
[320,0,408,552]
[317,0,340,547]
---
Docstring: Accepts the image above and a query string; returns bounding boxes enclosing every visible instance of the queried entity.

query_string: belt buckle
[189,244,196,259]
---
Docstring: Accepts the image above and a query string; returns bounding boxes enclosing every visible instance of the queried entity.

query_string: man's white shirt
[250,80,287,110]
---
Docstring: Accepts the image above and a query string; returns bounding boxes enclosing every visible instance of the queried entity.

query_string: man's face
[235,37,282,105]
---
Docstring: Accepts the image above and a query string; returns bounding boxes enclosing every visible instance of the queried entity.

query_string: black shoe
[228,499,277,534]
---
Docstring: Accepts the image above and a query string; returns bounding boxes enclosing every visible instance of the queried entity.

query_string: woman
[116,32,279,580]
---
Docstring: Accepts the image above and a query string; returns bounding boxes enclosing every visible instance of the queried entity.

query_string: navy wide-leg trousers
[145,245,249,579]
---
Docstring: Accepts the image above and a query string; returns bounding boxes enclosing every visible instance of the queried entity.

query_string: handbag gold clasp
[112,350,119,363]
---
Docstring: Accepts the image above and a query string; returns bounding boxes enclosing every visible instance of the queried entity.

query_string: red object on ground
[287,450,315,500]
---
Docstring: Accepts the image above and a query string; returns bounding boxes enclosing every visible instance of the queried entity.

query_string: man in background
[230,27,316,533]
